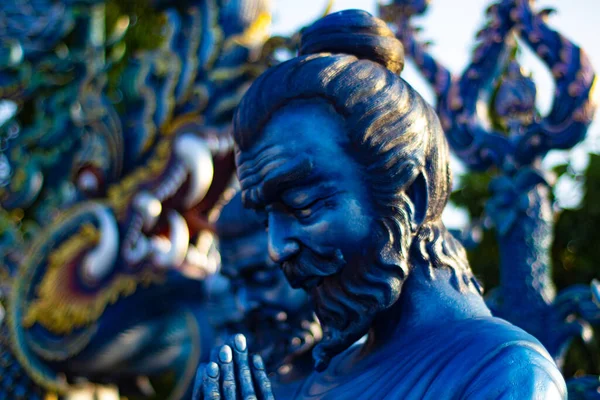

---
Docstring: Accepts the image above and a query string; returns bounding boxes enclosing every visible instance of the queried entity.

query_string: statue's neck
[361,265,492,356]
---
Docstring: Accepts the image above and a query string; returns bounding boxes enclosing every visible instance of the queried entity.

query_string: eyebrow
[282,181,337,207]
[261,156,314,204]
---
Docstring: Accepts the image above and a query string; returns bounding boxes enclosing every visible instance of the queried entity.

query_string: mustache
[281,248,346,289]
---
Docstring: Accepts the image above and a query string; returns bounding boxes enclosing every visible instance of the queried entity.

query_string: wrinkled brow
[240,156,314,209]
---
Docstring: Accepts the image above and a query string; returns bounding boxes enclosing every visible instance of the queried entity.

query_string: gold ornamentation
[22,223,164,334]
[107,139,172,214]
[224,12,271,50]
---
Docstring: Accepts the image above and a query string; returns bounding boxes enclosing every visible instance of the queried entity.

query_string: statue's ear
[406,171,428,227]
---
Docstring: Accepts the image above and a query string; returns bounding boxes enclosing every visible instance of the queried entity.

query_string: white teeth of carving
[150,236,171,265]
[218,133,234,156]
[166,173,179,196]
[185,245,205,268]
[133,191,162,231]
[150,210,189,268]
[123,235,150,265]
[205,134,220,154]
[82,205,120,282]
[175,134,214,208]
[179,244,219,279]
[161,183,173,202]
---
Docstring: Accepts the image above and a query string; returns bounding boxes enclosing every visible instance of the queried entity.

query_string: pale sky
[271,0,600,225]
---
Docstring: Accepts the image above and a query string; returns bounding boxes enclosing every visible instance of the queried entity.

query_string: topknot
[299,9,404,74]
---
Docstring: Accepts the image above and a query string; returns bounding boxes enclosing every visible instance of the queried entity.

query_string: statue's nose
[268,239,299,263]
[267,213,300,263]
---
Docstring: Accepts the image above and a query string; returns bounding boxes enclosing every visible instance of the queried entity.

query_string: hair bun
[299,9,404,74]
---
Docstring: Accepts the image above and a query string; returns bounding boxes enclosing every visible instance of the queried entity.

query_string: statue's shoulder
[294,318,567,400]
[447,317,568,400]
[382,316,568,400]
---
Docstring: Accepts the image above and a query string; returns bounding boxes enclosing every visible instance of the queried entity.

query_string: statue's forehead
[237,144,315,208]
[236,102,349,207]
[237,143,289,187]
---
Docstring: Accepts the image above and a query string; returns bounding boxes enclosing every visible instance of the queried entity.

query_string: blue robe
[294,317,566,399]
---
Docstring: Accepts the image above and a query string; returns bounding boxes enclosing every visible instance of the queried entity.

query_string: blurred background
[0,1,598,397]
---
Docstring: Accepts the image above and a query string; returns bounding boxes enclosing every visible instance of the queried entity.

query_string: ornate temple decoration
[0,0,271,398]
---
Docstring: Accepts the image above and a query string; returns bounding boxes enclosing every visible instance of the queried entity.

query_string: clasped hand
[193,334,275,400]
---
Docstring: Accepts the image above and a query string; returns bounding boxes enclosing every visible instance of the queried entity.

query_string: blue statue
[0,0,271,398]
[213,191,321,398]
[380,0,600,395]
[194,10,567,399]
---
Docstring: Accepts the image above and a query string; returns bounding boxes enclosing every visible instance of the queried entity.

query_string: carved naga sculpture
[380,0,599,383]
[0,0,270,398]
[194,10,567,399]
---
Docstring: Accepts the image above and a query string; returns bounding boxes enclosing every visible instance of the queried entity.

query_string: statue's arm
[462,344,567,399]
[515,0,596,153]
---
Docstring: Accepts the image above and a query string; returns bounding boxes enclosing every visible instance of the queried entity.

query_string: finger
[252,354,274,400]
[204,362,221,400]
[192,363,206,400]
[232,333,256,400]
[219,345,237,400]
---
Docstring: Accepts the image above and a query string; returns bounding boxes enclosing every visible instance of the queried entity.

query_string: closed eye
[290,197,322,211]
[288,193,337,220]
[295,208,314,219]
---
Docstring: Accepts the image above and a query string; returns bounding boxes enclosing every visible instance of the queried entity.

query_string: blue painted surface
[1,1,596,398]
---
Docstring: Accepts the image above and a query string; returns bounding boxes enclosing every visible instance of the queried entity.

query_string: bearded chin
[309,224,409,372]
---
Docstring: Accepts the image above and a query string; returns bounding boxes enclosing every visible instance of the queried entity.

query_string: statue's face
[219,230,309,317]
[237,100,417,369]
[237,101,375,292]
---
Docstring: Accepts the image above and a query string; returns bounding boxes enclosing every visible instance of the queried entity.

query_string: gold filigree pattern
[106,138,172,214]
[22,223,164,334]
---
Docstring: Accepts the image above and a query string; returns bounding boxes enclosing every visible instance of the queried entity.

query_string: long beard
[310,253,407,371]
[283,221,409,372]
